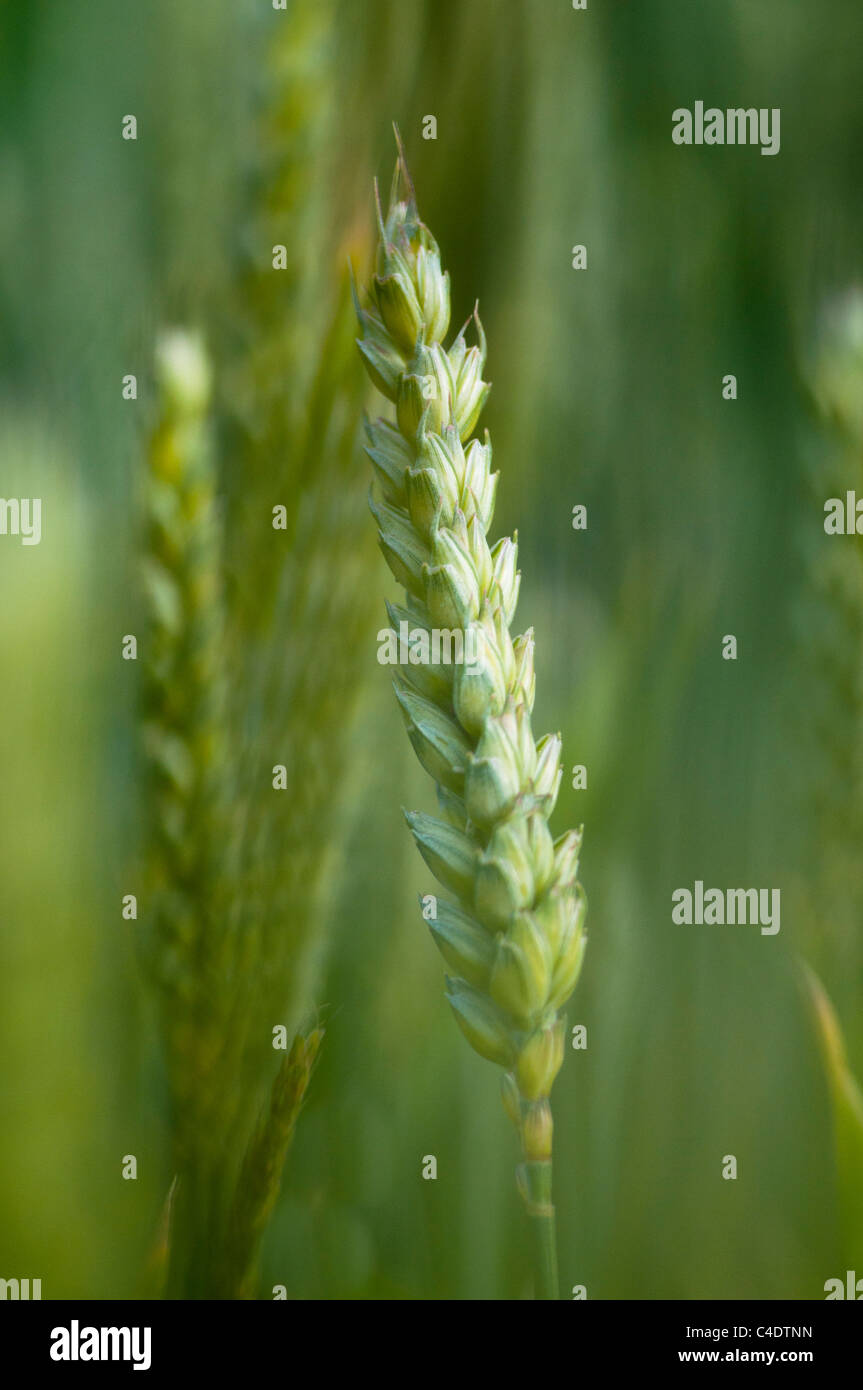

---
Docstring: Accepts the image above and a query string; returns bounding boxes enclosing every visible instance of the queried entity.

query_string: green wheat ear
[142,2,379,1299]
[355,136,587,1300]
[141,328,238,1297]
[141,328,228,1145]
[141,330,328,1300]
[799,290,863,1274]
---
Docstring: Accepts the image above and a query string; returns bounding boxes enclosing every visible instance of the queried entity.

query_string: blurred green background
[2,0,862,1299]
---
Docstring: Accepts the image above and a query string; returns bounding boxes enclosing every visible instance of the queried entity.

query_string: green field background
[2,0,862,1299]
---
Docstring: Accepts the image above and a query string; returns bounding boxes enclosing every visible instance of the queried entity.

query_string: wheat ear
[798,291,863,1268]
[355,141,587,1299]
[142,329,228,1151]
[141,329,238,1295]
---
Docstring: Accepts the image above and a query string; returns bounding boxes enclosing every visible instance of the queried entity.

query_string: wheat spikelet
[355,140,587,1298]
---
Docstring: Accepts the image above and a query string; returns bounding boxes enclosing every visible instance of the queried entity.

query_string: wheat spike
[355,141,587,1299]
[141,329,229,1149]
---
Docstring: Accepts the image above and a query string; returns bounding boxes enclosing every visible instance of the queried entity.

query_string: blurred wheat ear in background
[214,0,377,1056]
[139,0,377,1299]
[797,290,863,1273]
[141,328,233,1297]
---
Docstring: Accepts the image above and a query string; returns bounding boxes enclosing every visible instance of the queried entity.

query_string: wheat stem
[533,1192,559,1301]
